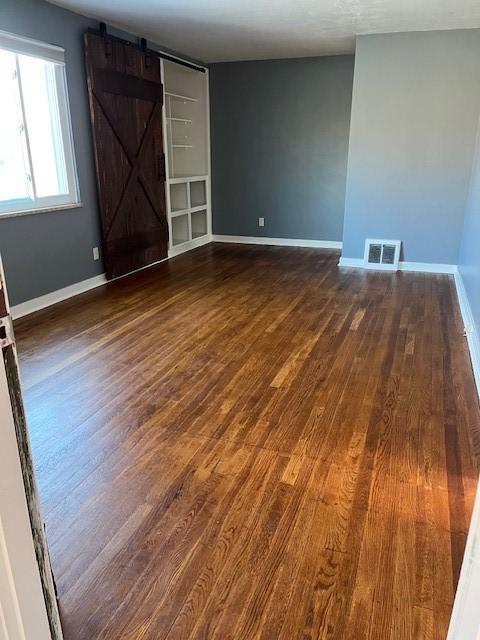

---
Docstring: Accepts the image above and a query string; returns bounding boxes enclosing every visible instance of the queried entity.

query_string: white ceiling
[49,0,480,63]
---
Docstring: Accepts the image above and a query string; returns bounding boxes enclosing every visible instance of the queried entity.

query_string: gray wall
[342,30,480,264]
[459,112,480,358]
[0,0,198,306]
[210,56,354,241]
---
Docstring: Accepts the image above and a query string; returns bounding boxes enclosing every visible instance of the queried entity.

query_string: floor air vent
[364,239,401,270]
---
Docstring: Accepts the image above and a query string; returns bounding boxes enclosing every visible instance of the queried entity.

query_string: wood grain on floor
[14,243,480,640]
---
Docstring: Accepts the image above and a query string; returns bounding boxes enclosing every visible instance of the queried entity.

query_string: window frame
[0,31,81,217]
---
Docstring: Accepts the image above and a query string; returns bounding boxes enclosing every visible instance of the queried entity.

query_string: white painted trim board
[338,256,458,274]
[11,274,107,320]
[11,235,339,320]
[212,235,342,249]
[11,256,171,320]
[448,269,480,640]
[453,271,480,398]
[10,235,214,320]
[168,234,212,257]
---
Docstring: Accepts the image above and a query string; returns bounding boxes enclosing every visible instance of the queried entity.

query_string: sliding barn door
[84,32,168,279]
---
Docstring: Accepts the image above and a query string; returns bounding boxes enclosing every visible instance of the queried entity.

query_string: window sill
[0,202,83,220]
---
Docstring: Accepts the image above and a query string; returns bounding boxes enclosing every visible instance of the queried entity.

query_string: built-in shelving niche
[162,59,211,254]
[170,182,188,213]
[171,213,189,246]
[190,180,207,208]
[192,210,208,239]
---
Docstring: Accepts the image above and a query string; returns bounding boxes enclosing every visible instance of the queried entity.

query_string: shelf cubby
[169,175,207,184]
[171,213,189,246]
[191,210,208,239]
[190,180,207,208]
[169,182,188,212]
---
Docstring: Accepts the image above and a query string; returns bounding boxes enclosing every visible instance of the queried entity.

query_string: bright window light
[0,32,79,215]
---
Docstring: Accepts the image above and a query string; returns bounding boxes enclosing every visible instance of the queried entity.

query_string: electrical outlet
[258,217,265,227]
[93,247,100,261]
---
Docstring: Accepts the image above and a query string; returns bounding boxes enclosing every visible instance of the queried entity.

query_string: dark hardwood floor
[14,243,480,639]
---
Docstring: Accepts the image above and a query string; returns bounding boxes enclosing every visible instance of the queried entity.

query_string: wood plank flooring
[14,243,480,640]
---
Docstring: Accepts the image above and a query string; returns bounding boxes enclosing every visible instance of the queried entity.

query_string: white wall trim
[212,235,342,249]
[338,257,365,268]
[447,268,480,638]
[10,237,340,320]
[454,270,480,396]
[338,256,458,274]
[10,235,215,320]
[11,274,107,320]
[400,261,458,274]
[168,234,212,258]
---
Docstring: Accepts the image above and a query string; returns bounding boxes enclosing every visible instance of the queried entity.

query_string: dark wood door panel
[84,32,168,279]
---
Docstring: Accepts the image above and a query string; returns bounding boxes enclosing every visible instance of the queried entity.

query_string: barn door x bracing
[85,32,168,279]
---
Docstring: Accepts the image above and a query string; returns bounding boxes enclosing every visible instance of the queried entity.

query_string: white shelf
[167,117,192,123]
[169,206,205,216]
[168,175,208,184]
[172,144,193,149]
[165,91,197,103]
[188,204,206,214]
[172,238,189,246]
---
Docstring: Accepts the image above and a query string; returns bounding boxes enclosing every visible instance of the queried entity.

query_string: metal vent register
[364,239,401,270]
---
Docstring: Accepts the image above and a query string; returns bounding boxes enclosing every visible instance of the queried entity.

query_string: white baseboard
[400,261,457,274]
[168,234,212,257]
[338,257,369,268]
[10,235,214,320]
[448,272,480,640]
[11,274,107,320]
[212,235,342,249]
[338,256,458,274]
[454,270,480,396]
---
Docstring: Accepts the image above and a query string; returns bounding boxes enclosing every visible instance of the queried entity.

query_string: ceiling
[49,0,480,63]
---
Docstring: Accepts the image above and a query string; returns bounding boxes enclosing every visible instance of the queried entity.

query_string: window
[0,31,79,215]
